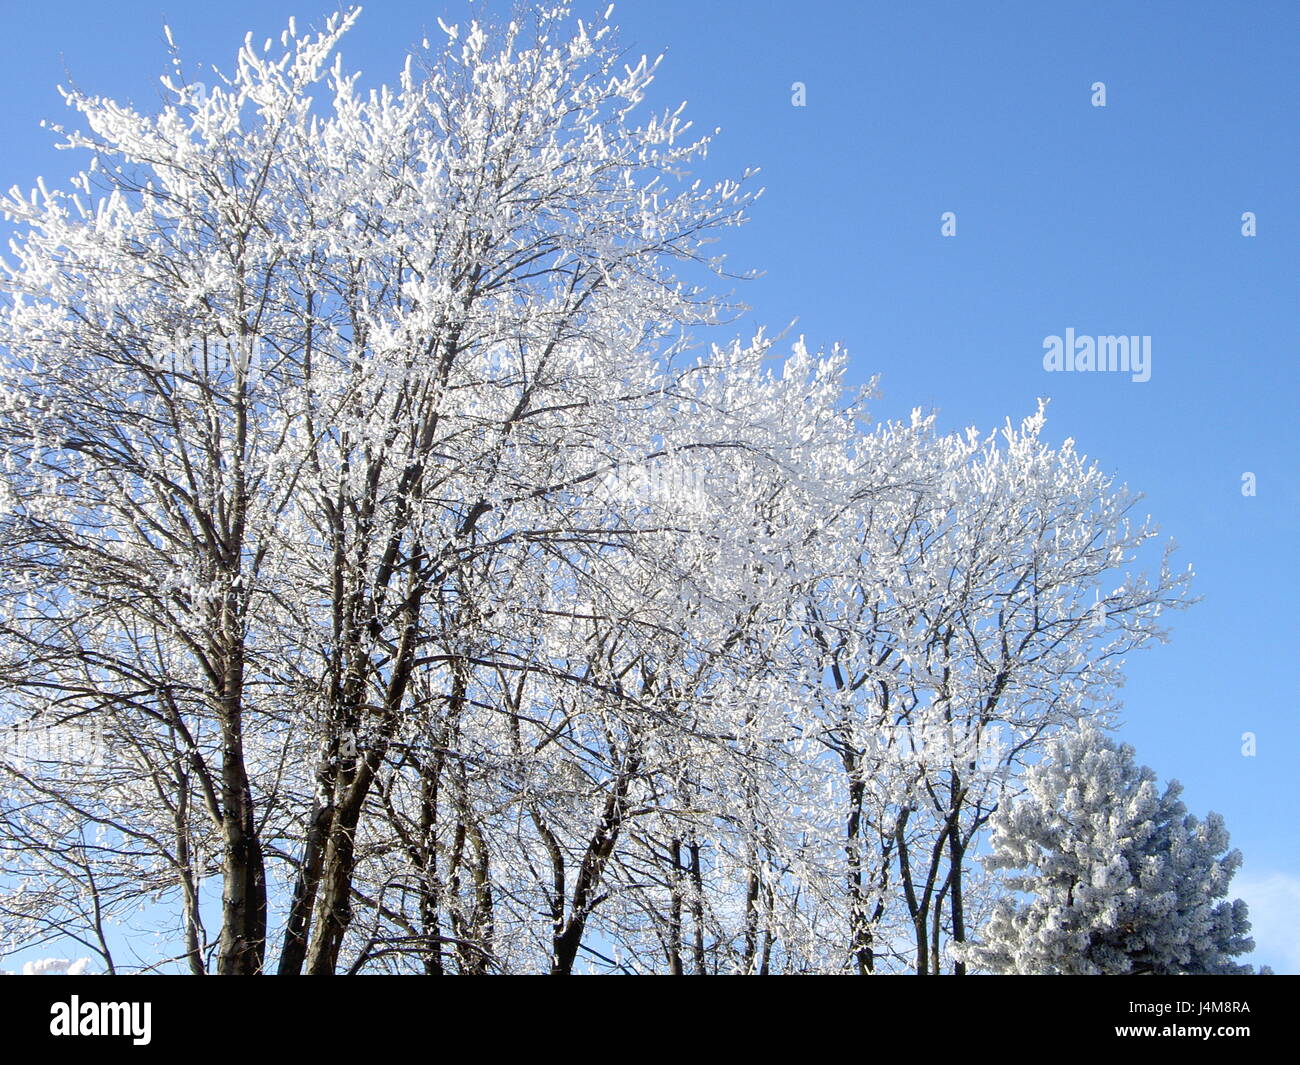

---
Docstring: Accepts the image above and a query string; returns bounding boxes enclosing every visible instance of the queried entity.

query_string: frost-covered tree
[8,957,93,975]
[0,2,1214,976]
[0,4,853,975]
[791,404,1192,974]
[961,724,1255,975]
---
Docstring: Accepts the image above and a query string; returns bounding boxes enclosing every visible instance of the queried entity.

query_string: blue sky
[0,0,1295,971]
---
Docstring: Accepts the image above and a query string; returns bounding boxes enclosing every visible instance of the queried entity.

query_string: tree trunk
[215,638,267,975]
[689,838,706,974]
[667,837,684,975]
[550,750,639,975]
[949,823,967,975]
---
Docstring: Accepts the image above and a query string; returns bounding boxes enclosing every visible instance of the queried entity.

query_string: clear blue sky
[0,0,1295,971]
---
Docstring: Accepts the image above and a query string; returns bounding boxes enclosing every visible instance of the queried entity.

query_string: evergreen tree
[963,724,1255,974]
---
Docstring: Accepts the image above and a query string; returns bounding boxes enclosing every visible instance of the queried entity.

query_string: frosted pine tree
[961,724,1255,974]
